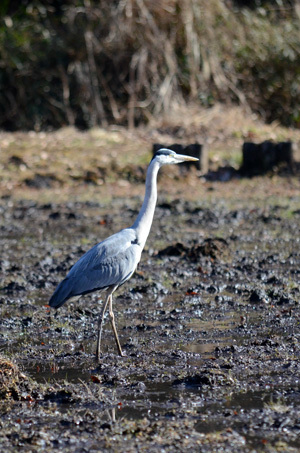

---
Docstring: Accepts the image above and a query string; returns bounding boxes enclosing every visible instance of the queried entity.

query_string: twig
[84,30,107,127]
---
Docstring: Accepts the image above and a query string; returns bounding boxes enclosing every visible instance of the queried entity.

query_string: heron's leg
[96,293,110,361]
[108,294,124,357]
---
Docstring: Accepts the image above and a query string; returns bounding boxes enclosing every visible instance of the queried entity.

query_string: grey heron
[49,149,198,360]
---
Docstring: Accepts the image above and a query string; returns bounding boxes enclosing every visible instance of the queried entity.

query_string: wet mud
[1,191,300,452]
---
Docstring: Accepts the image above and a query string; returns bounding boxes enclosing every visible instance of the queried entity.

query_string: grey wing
[49,228,141,308]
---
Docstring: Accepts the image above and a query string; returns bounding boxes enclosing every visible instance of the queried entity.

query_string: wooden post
[240,141,295,175]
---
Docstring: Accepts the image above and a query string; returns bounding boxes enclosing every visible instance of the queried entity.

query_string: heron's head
[152,148,199,166]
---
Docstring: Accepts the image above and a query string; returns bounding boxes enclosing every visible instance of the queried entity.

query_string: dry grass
[0,104,299,203]
[1,1,299,129]
[0,355,30,400]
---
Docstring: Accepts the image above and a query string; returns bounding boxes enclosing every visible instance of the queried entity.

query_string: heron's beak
[176,154,199,162]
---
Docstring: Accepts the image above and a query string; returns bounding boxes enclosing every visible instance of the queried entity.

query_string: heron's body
[49,149,198,360]
[49,228,142,308]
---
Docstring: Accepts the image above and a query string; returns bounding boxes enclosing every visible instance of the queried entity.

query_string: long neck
[132,160,160,248]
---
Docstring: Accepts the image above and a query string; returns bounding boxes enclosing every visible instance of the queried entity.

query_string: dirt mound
[0,356,32,401]
[158,237,229,260]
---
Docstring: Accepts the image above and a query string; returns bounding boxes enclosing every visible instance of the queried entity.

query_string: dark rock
[49,212,61,219]
[172,374,211,388]
[249,289,267,303]
[3,281,26,293]
[24,173,58,188]
[44,390,73,404]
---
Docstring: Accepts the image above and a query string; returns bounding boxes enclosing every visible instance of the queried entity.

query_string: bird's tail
[49,278,72,308]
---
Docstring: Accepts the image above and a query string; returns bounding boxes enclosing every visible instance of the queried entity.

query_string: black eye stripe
[156,150,172,156]
[152,149,176,161]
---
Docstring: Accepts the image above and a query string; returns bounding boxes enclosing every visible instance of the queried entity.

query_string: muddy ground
[1,118,300,452]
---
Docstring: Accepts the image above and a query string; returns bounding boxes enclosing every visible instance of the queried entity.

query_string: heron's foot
[119,349,126,357]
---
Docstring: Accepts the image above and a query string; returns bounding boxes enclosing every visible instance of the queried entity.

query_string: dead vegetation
[0,355,32,401]
[0,1,299,130]
[0,104,299,198]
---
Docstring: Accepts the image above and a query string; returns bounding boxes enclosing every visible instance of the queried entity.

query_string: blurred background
[0,0,299,132]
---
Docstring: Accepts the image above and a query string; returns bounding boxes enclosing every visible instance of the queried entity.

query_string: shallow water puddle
[24,355,300,448]
[180,339,234,355]
[26,361,92,383]
[115,381,205,420]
